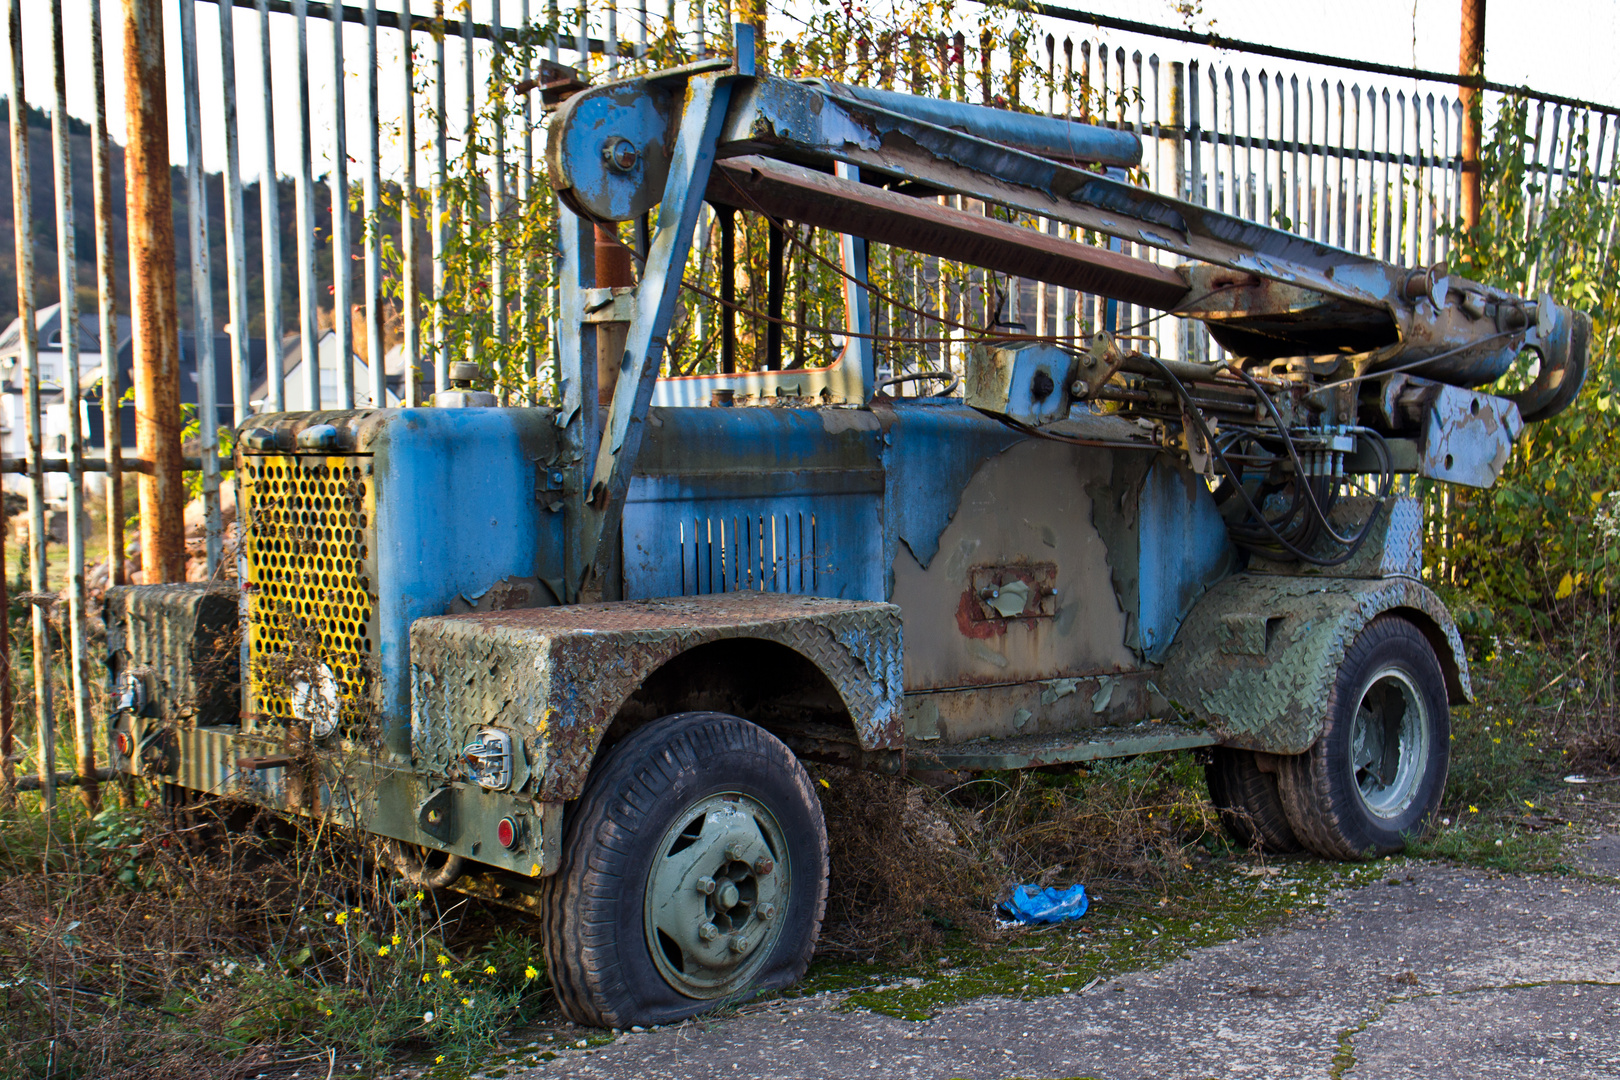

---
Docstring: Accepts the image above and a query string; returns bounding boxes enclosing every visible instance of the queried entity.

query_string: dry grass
[814,754,1222,959]
[0,793,548,1080]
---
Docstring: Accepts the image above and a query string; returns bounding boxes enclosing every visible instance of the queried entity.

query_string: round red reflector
[114,731,133,756]
[496,817,518,850]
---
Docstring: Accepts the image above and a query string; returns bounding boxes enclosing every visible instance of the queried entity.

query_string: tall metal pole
[293,0,321,410]
[49,0,98,808]
[258,0,286,413]
[121,0,185,586]
[365,0,386,408]
[332,0,354,408]
[7,0,53,807]
[400,0,419,406]
[491,0,507,396]
[179,0,222,577]
[1458,0,1486,231]
[91,0,124,590]
[219,0,252,427]
[433,0,448,395]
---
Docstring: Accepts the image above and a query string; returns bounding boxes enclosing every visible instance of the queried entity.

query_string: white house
[252,330,401,412]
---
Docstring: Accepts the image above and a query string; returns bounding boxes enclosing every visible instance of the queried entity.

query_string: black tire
[1205,747,1301,853]
[1276,615,1450,860]
[541,712,828,1028]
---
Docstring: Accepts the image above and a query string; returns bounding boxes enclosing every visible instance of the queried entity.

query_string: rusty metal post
[49,0,99,809]
[7,0,56,808]
[596,224,632,400]
[1458,0,1486,231]
[122,0,185,584]
[91,0,124,590]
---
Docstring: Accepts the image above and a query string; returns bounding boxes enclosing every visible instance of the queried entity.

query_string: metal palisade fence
[0,0,1616,802]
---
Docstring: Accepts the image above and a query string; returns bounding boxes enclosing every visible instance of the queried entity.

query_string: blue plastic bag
[998,883,1089,924]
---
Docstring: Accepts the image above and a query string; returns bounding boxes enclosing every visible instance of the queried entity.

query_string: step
[909,720,1216,771]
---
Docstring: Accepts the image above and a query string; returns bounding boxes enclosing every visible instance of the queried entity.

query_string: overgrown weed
[0,790,550,1079]
[814,752,1222,960]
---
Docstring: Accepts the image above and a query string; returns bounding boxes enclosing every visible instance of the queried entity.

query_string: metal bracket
[582,287,636,323]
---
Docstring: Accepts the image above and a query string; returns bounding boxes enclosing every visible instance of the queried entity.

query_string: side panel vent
[679,513,818,595]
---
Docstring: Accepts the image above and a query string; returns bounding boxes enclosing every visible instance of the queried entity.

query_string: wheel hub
[1350,667,1430,819]
[644,793,788,998]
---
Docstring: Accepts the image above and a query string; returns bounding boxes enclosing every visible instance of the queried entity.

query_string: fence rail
[1,0,1615,804]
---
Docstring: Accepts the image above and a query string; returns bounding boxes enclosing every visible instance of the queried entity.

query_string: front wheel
[1277,615,1450,859]
[542,712,828,1028]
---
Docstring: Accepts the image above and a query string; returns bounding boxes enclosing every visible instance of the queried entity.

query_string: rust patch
[955,562,1057,639]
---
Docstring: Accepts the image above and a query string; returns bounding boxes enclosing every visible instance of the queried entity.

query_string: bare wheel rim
[643,791,790,999]
[1349,666,1431,819]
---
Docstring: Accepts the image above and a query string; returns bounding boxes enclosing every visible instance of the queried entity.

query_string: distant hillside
[0,97,425,342]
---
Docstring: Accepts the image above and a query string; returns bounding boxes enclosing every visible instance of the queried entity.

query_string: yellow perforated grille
[240,455,379,732]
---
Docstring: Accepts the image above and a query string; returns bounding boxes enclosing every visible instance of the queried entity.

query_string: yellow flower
[353,905,364,914]
[391,935,402,946]
[415,891,425,901]
[377,946,391,957]
[484,964,497,975]
[1493,738,1502,744]
[325,1009,333,1016]
[524,964,539,980]
[422,973,432,984]
[461,997,472,1006]
[335,912,348,926]
[436,953,451,966]
[818,778,830,789]
[440,970,453,980]
[435,1056,445,1065]
[1468,805,1479,813]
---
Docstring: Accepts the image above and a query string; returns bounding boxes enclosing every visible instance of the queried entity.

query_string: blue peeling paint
[1136,460,1237,661]
[364,408,562,757]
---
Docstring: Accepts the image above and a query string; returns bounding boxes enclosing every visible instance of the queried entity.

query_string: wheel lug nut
[696,876,716,895]
[753,857,774,875]
[699,923,719,942]
[758,903,776,922]
[724,845,744,862]
[729,936,748,954]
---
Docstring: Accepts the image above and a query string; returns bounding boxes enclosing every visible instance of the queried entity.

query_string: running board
[910,722,1216,772]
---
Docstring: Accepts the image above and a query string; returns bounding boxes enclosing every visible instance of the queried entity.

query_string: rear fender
[1156,574,1469,755]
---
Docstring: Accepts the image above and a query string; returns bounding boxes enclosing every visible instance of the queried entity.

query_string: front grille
[240,455,379,734]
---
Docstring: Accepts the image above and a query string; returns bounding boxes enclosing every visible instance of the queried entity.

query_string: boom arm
[545,36,1590,591]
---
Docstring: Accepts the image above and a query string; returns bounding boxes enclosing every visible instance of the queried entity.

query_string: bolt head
[753,857,775,875]
[717,881,741,910]
[696,875,716,895]
[724,845,744,862]
[699,922,719,942]
[758,903,776,922]
[603,136,639,173]
[729,936,748,954]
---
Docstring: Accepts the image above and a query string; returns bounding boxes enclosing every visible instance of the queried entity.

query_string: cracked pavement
[486,834,1620,1080]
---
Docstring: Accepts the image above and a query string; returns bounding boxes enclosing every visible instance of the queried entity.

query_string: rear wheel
[1277,616,1450,859]
[1205,747,1300,853]
[542,712,828,1028]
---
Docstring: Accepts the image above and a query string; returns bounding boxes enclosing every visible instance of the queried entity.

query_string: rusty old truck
[102,35,1589,1027]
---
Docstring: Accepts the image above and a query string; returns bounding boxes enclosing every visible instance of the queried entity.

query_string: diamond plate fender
[410,592,904,800]
[1156,574,1471,755]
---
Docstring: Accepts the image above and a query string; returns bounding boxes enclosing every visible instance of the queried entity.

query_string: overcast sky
[6,0,1617,185]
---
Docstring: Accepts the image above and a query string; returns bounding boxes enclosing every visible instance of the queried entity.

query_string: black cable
[1125,352,1393,565]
